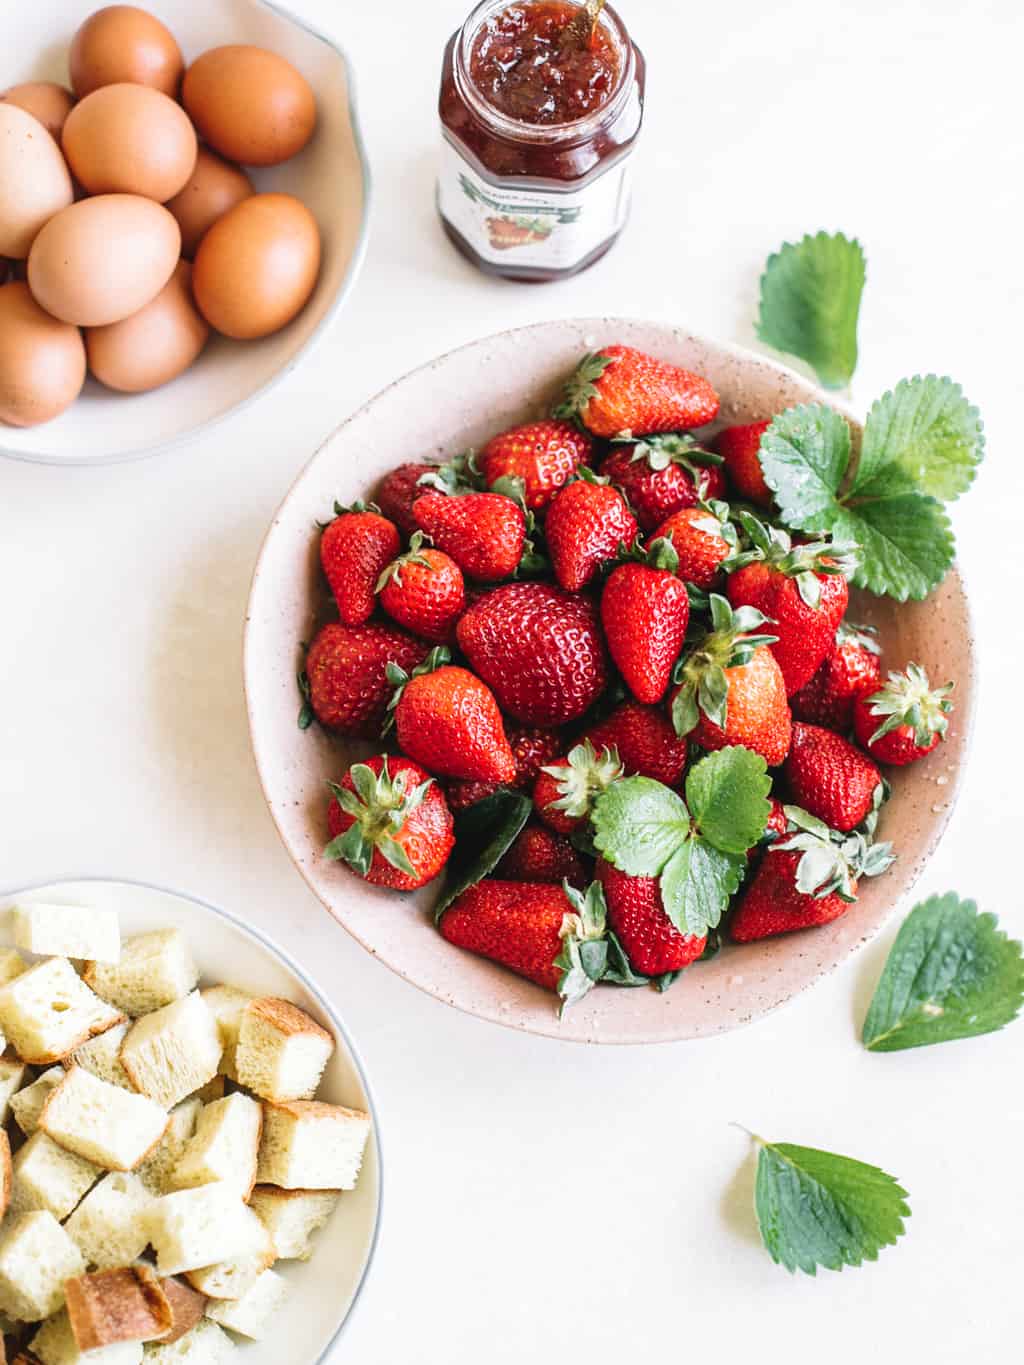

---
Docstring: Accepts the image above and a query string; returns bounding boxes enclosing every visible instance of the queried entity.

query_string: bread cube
[64,1171,153,1269]
[0,1052,27,1123]
[0,1129,10,1222]
[153,1278,207,1345]
[142,1319,236,1363]
[84,931,198,1018]
[199,988,252,1083]
[9,1132,101,1220]
[235,998,334,1104]
[256,1100,370,1191]
[65,1266,171,1352]
[0,1211,86,1321]
[146,1186,271,1278]
[172,1094,262,1200]
[9,1065,64,1135]
[11,903,120,965]
[31,1309,144,1365]
[66,1020,135,1091]
[0,949,29,987]
[204,1268,287,1340]
[182,1215,274,1299]
[39,1067,169,1172]
[248,1185,339,1261]
[0,958,124,1064]
[136,1099,201,1197]
[120,994,221,1110]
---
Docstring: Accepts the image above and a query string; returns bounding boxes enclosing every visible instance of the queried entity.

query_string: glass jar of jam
[438,0,646,282]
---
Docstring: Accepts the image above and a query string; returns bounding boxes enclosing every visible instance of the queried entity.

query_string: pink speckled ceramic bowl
[243,319,974,1044]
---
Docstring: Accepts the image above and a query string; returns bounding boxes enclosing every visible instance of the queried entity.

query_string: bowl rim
[0,0,374,470]
[0,871,384,1359]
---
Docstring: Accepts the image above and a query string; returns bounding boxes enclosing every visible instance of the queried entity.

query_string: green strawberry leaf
[754,1138,910,1275]
[756,231,866,389]
[660,837,745,939]
[829,494,954,602]
[862,892,1024,1051]
[433,789,531,922]
[757,403,851,528]
[297,670,314,731]
[602,931,652,987]
[854,376,984,502]
[684,746,771,855]
[591,777,690,877]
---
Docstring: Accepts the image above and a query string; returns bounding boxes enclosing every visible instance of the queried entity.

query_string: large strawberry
[375,463,437,535]
[478,419,591,510]
[725,515,857,695]
[445,726,565,811]
[376,532,466,642]
[852,664,954,766]
[716,420,773,506]
[534,740,624,835]
[653,503,736,590]
[597,860,706,976]
[497,822,588,889]
[600,436,727,530]
[412,490,526,582]
[555,345,720,437]
[545,476,638,590]
[791,622,882,731]
[601,547,689,705]
[670,594,791,766]
[324,755,454,891]
[583,701,689,787]
[456,582,609,725]
[304,622,429,736]
[320,503,400,626]
[784,722,883,832]
[388,649,515,783]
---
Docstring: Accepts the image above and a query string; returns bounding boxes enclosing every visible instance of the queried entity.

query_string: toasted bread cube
[120,995,220,1111]
[64,1267,171,1352]
[154,1278,207,1345]
[84,932,198,1019]
[204,1268,287,1340]
[9,1066,64,1135]
[11,904,120,966]
[137,1100,201,1197]
[31,1309,144,1365]
[182,1215,274,1300]
[0,1211,86,1321]
[0,1052,27,1122]
[146,1187,271,1278]
[142,1319,236,1363]
[256,1100,370,1191]
[0,1129,10,1221]
[0,959,124,1065]
[9,1132,101,1220]
[172,1095,262,1201]
[39,1067,169,1172]
[64,1171,153,1269]
[0,949,29,987]
[66,1021,135,1091]
[198,989,253,1083]
[248,1185,339,1261]
[235,998,334,1104]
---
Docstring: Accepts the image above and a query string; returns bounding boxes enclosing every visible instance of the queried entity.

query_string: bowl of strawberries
[244,318,976,1043]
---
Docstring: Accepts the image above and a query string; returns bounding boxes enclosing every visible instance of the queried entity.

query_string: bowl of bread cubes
[0,879,381,1365]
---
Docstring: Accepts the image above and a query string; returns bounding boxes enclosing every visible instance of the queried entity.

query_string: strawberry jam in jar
[438,0,645,281]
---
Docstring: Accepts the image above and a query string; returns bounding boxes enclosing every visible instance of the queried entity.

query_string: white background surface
[2,0,1021,1359]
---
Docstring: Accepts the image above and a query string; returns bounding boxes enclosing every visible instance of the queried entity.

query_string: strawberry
[388,649,515,783]
[601,552,689,704]
[376,532,466,642]
[597,859,706,976]
[412,490,526,582]
[670,594,791,766]
[376,463,437,535]
[583,701,689,787]
[791,622,883,731]
[320,503,400,627]
[555,345,720,438]
[456,581,609,725]
[716,420,773,506]
[653,503,736,590]
[445,726,565,810]
[478,419,592,510]
[497,822,588,889]
[725,515,857,694]
[747,795,788,863]
[784,722,883,832]
[324,755,454,891]
[545,477,638,590]
[600,436,727,530]
[852,664,954,766]
[534,741,624,834]
[304,622,430,736]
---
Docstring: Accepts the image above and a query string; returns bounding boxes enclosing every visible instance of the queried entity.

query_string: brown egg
[0,104,74,259]
[0,82,76,141]
[182,46,316,167]
[28,193,180,327]
[192,193,319,340]
[164,145,253,257]
[69,5,184,98]
[85,259,209,392]
[0,282,86,426]
[62,84,197,202]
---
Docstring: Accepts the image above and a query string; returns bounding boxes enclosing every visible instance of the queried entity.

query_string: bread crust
[65,1266,172,1352]
[245,996,335,1044]
[155,1276,208,1345]
[0,1130,10,1222]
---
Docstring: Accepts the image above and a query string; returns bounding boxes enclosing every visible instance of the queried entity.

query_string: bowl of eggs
[0,1,370,465]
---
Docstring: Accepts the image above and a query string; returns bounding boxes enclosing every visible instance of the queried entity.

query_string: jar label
[438,140,632,271]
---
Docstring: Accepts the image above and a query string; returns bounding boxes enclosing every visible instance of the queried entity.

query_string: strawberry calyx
[553,352,614,423]
[612,432,723,494]
[775,804,895,902]
[723,512,859,608]
[616,535,680,573]
[554,880,610,1012]
[541,740,624,820]
[324,758,434,877]
[861,663,954,747]
[671,593,778,735]
[374,531,435,592]
[383,645,451,731]
[835,619,882,655]
[415,451,483,497]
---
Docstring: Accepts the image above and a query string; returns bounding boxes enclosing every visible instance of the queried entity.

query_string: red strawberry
[556,345,720,437]
[324,755,454,891]
[784,722,882,832]
[412,491,525,582]
[716,420,773,506]
[320,504,400,627]
[534,740,624,835]
[791,622,883,731]
[497,822,588,889]
[598,860,705,976]
[478,419,592,510]
[852,664,954,766]
[376,463,436,535]
[457,582,609,725]
[600,437,727,530]
[653,505,735,590]
[305,622,429,737]
[376,532,466,642]
[601,559,689,704]
[583,702,689,787]
[545,478,638,590]
[445,726,565,811]
[390,653,515,783]
[747,796,788,863]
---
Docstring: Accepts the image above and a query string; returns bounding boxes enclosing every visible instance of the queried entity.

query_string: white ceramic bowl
[244,318,975,1045]
[0,0,370,466]
[0,876,381,1362]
